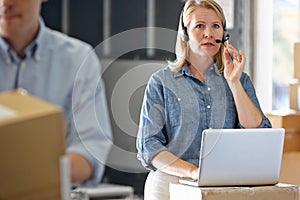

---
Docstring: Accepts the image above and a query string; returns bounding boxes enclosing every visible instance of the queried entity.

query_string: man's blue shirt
[0,19,113,186]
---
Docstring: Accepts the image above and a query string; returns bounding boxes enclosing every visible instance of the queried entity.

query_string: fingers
[223,48,232,65]
[238,50,246,66]
[191,168,200,180]
[224,45,246,65]
[227,45,246,63]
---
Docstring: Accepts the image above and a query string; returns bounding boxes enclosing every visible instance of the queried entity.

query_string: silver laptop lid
[198,128,285,186]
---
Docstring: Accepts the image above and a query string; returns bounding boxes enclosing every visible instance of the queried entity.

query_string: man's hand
[69,153,93,186]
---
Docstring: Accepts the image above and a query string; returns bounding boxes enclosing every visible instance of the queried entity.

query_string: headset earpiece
[182,27,189,42]
[181,11,189,42]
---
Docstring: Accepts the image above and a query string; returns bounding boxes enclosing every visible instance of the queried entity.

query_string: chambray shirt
[136,64,271,170]
[0,19,113,186]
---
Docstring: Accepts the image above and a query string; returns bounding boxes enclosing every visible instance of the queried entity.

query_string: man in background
[0,0,112,186]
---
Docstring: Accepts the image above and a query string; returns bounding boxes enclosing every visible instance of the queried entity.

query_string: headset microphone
[216,34,233,60]
[215,34,230,44]
[215,39,222,44]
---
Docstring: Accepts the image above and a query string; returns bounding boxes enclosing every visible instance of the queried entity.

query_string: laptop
[179,128,285,187]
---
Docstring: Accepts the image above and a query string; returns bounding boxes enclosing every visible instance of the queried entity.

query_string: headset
[181,11,190,42]
[215,34,230,44]
[180,8,230,44]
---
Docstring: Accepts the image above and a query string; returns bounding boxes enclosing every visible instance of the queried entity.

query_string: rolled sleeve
[240,73,272,128]
[136,77,168,170]
[136,135,168,170]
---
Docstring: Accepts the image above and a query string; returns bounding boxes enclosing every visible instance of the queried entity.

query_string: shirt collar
[22,17,46,61]
[172,64,190,78]
[0,37,12,64]
[33,17,46,61]
[0,18,45,63]
[210,63,222,77]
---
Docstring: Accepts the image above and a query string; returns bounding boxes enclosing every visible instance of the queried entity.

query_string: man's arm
[67,45,113,186]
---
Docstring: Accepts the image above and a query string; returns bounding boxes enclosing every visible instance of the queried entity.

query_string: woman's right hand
[151,150,200,179]
[223,44,246,85]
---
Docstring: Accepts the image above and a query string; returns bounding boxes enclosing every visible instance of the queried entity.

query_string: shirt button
[35,54,40,61]
[178,98,181,102]
[6,57,11,64]
[207,87,211,91]
[207,105,211,109]
[21,62,26,68]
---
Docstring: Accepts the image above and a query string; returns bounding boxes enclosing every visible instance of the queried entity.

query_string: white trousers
[144,170,179,200]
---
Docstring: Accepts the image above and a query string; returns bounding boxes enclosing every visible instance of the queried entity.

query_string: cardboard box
[290,79,300,110]
[0,90,66,200]
[267,111,300,130]
[169,183,298,200]
[266,111,300,152]
[294,43,300,79]
[281,152,300,186]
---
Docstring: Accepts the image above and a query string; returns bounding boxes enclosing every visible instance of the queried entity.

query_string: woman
[136,0,272,199]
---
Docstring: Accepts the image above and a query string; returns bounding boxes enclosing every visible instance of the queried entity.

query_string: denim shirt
[136,64,271,170]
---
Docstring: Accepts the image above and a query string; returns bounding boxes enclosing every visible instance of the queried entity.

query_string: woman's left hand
[223,44,246,85]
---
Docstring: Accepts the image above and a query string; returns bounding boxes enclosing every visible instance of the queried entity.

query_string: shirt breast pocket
[166,96,182,128]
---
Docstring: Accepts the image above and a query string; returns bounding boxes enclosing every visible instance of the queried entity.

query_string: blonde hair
[168,0,227,73]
